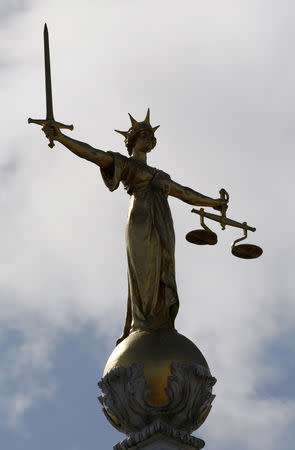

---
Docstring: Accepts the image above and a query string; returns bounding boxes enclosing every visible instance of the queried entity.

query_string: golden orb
[104,329,210,405]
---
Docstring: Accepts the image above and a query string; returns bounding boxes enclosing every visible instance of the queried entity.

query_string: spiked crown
[115,109,160,155]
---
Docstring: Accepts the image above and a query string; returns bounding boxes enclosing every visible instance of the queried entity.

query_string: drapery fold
[101,152,179,344]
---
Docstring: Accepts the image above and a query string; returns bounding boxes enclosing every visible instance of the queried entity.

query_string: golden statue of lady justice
[28,25,228,345]
[42,111,227,344]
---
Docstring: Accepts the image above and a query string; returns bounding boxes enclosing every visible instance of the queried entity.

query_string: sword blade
[44,24,54,121]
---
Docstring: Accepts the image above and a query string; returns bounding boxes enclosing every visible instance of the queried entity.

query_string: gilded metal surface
[100,151,180,344]
[28,30,227,341]
[191,208,256,232]
[219,188,229,229]
[104,330,209,405]
[186,207,218,245]
[231,243,263,259]
[115,108,160,156]
[28,26,263,350]
[99,360,215,438]
[231,227,263,259]
[35,106,227,343]
[43,24,54,122]
[185,230,217,245]
[28,24,73,148]
[191,193,263,257]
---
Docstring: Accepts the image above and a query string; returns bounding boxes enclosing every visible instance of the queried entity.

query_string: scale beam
[191,208,256,232]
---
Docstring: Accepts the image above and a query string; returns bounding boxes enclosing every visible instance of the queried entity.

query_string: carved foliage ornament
[98,362,216,436]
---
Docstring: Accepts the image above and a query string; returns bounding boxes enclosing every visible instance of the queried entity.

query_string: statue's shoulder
[106,150,128,161]
[154,168,171,181]
[106,151,130,168]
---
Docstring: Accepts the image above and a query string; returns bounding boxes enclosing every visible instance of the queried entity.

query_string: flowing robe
[101,152,179,344]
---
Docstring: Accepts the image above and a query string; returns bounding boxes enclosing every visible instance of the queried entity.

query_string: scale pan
[231,243,263,259]
[186,229,217,245]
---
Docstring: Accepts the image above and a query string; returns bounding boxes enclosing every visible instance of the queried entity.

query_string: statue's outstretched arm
[42,125,113,170]
[169,180,226,209]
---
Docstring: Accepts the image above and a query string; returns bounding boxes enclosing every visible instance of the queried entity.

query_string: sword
[28,24,73,148]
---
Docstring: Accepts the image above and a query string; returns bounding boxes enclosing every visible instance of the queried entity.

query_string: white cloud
[0,325,56,428]
[0,1,295,448]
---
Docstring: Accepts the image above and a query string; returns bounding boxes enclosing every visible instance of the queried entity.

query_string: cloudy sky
[0,1,294,449]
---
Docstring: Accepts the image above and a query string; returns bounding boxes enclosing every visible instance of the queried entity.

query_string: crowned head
[115,109,160,156]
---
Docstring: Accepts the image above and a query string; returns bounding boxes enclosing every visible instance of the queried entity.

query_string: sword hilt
[28,117,74,148]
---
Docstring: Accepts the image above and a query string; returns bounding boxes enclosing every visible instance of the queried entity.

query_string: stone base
[113,420,204,450]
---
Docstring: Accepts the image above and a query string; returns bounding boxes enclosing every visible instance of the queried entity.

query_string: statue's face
[133,130,154,153]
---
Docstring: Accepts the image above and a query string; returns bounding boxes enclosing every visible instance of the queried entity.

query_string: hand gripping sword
[28,24,73,148]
